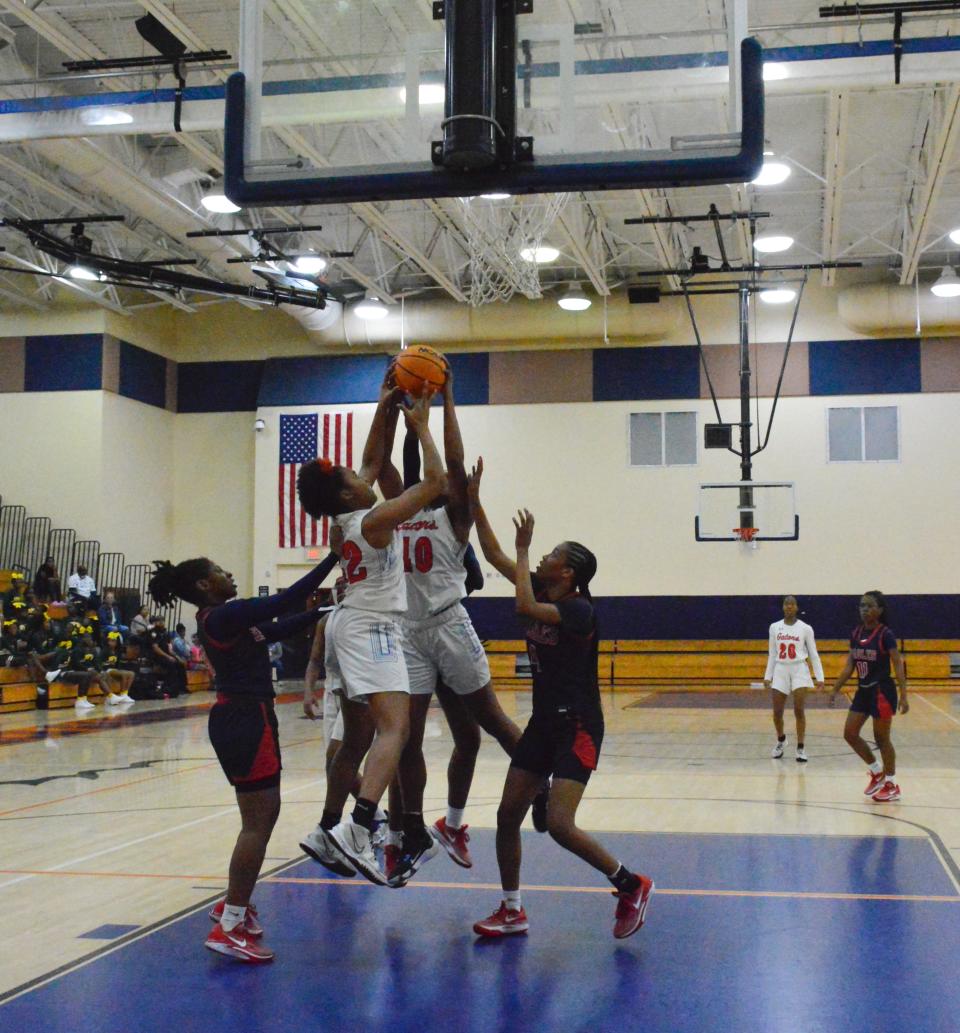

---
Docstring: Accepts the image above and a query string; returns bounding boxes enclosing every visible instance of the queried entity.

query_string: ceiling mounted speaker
[628,285,661,305]
[135,14,186,59]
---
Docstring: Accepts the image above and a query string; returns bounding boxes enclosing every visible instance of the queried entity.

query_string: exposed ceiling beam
[900,83,960,284]
[553,199,611,297]
[822,90,850,286]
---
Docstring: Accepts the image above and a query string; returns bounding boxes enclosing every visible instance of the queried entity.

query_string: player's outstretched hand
[329,524,343,557]
[513,509,535,550]
[401,390,434,431]
[466,457,484,508]
[380,362,402,407]
[441,358,454,399]
[899,695,910,715]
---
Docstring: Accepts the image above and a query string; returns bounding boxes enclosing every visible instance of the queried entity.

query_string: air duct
[838,283,960,335]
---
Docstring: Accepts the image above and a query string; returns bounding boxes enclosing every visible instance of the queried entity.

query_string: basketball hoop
[733,527,759,542]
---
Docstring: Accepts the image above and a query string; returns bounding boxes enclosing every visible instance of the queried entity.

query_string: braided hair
[148,558,213,608]
[564,541,597,600]
[297,458,350,518]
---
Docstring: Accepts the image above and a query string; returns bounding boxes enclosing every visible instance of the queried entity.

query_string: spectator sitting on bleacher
[99,630,135,705]
[98,591,129,641]
[129,605,150,642]
[67,564,100,612]
[171,622,190,663]
[33,556,62,603]
[33,630,100,711]
[1,616,48,685]
[188,633,211,673]
[145,615,187,698]
[2,571,28,614]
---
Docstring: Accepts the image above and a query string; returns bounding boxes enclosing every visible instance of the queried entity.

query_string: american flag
[278,412,353,548]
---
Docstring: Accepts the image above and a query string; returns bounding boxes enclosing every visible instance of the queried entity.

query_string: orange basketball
[394,345,447,397]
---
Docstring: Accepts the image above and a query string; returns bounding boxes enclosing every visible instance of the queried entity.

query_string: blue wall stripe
[465,594,960,641]
[24,334,102,392]
[118,340,167,409]
[808,338,921,396]
[177,360,264,413]
[593,346,700,401]
[6,35,960,115]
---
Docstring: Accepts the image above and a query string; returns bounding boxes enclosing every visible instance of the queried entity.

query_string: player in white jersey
[296,375,446,885]
[764,595,824,763]
[377,365,522,885]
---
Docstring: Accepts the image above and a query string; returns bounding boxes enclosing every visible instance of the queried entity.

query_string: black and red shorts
[208,694,281,792]
[849,679,897,720]
[511,709,604,786]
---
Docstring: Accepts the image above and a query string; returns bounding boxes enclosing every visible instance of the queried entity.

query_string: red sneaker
[207,900,263,937]
[613,875,654,940]
[864,771,886,797]
[473,902,529,938]
[384,843,401,882]
[431,817,473,868]
[873,780,901,803]
[204,922,274,963]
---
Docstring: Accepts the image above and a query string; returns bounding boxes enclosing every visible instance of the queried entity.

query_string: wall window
[629,411,697,466]
[827,405,899,462]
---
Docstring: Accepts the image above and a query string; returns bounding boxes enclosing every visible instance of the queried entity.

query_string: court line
[914,692,960,728]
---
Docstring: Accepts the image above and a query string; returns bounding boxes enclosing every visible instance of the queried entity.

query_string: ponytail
[565,541,597,600]
[149,558,211,608]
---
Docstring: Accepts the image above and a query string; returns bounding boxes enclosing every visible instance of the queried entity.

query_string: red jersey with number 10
[850,623,897,687]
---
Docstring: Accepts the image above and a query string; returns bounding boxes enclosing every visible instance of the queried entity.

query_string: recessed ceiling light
[81,107,133,126]
[519,245,559,264]
[201,193,241,214]
[931,265,960,298]
[69,265,99,281]
[290,255,327,275]
[751,161,791,187]
[354,291,389,320]
[753,235,794,254]
[759,287,797,304]
[762,63,789,82]
[557,282,591,311]
[480,192,511,200]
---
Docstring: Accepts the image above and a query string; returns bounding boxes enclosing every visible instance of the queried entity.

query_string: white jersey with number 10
[334,508,407,615]
[399,506,467,621]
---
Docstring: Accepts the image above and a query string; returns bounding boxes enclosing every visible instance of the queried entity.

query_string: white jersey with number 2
[764,619,824,682]
[334,508,407,615]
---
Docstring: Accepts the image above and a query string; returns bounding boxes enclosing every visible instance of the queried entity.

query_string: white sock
[504,891,522,912]
[446,806,465,830]
[220,904,246,932]
[374,806,388,823]
[869,761,883,775]
[386,829,403,848]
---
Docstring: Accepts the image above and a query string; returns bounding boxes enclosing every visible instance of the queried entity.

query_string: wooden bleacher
[485,639,960,691]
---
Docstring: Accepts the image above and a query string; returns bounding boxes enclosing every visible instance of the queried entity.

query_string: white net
[458,193,570,306]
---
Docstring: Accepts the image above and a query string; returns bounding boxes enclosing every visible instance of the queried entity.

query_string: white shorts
[325,606,409,701]
[771,663,814,695]
[401,604,491,697]
[322,685,344,746]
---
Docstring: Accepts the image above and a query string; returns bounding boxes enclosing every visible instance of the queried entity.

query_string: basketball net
[458,193,570,306]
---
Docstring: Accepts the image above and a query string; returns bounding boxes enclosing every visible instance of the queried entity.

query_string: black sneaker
[387,830,440,888]
[531,780,551,833]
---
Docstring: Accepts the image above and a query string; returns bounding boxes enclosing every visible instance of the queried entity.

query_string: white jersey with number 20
[764,619,824,682]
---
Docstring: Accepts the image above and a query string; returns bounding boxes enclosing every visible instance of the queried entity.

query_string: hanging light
[557,282,591,311]
[931,265,960,298]
[759,286,797,305]
[949,228,960,246]
[753,234,794,254]
[289,254,327,275]
[762,63,789,82]
[354,291,389,320]
[69,265,99,281]
[201,193,241,214]
[751,161,791,187]
[519,245,559,264]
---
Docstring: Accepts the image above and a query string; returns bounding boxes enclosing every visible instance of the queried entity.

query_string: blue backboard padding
[593,346,700,401]
[177,361,265,412]
[809,338,921,396]
[118,340,167,409]
[24,334,102,392]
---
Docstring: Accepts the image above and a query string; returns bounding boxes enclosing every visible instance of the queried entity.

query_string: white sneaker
[329,820,388,886]
[796,747,809,763]
[299,826,356,878]
[75,697,96,710]
[117,693,134,704]
[106,692,122,704]
[45,669,62,684]
[771,738,785,759]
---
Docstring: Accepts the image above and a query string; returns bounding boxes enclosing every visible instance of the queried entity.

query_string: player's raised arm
[440,365,470,541]
[377,395,405,501]
[467,457,517,584]
[357,364,401,486]
[361,393,446,547]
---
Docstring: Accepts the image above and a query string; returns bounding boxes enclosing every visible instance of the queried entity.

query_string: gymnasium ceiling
[0,1,957,319]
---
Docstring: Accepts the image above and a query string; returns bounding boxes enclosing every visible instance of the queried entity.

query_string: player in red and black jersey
[149,552,337,963]
[830,590,908,803]
[468,459,653,941]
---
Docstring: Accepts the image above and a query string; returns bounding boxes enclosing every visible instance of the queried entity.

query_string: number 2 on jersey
[402,535,434,574]
[778,642,797,660]
[341,540,368,583]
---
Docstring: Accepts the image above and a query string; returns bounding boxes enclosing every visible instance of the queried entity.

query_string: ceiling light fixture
[69,265,99,281]
[751,161,791,187]
[354,291,389,320]
[480,192,511,200]
[290,255,327,275]
[557,282,591,311]
[753,234,794,254]
[519,245,559,264]
[399,83,445,105]
[949,228,960,246]
[201,192,241,214]
[931,265,960,298]
[762,63,789,82]
[81,107,134,126]
[759,287,797,305]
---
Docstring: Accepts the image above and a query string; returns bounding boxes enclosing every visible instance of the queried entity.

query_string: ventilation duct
[838,284,960,336]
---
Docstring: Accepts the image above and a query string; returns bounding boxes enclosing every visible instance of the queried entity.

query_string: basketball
[394,345,447,397]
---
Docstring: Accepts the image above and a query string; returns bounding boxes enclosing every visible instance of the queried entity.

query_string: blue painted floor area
[5,832,960,1033]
